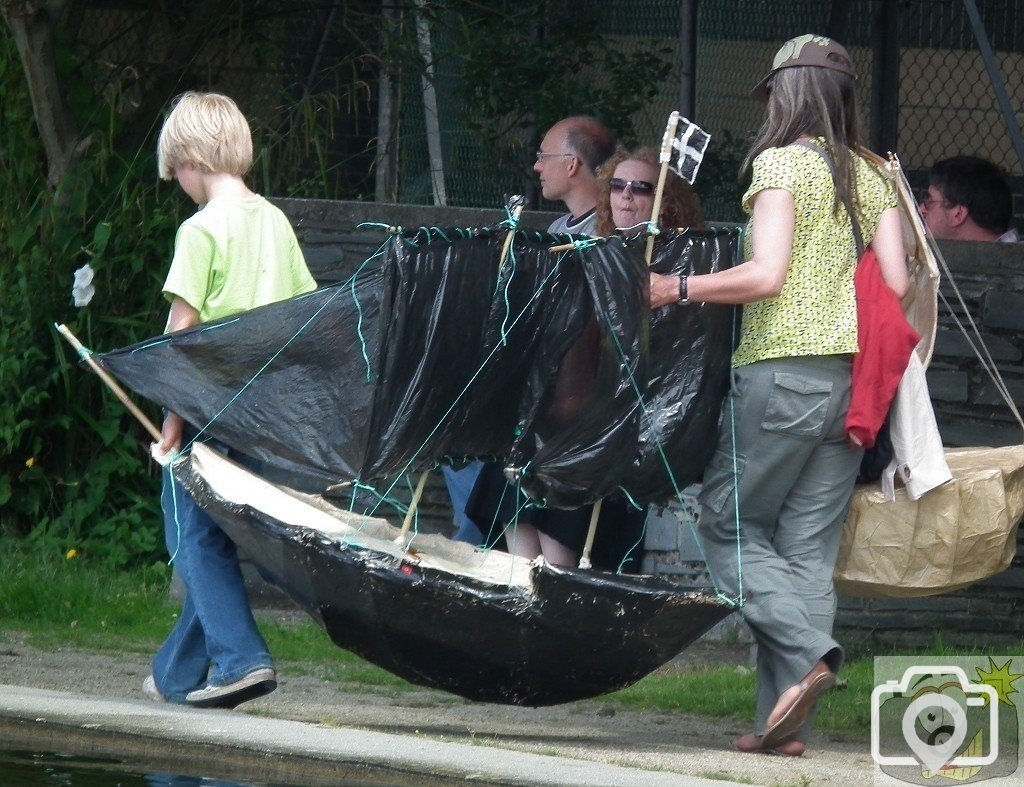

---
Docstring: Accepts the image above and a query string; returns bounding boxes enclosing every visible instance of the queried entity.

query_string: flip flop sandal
[761,670,837,748]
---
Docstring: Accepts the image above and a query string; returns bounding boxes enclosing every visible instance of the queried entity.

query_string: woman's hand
[649,272,682,309]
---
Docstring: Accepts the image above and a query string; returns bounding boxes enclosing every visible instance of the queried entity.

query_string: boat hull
[178,448,734,706]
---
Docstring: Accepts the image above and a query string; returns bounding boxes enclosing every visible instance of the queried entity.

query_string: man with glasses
[533,116,615,235]
[444,115,612,549]
[921,155,1019,243]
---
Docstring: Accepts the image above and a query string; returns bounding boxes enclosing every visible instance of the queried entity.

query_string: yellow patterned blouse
[730,141,896,368]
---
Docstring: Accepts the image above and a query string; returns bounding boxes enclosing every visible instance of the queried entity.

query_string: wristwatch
[678,274,690,304]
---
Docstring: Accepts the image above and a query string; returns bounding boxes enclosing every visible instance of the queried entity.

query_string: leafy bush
[0,29,182,565]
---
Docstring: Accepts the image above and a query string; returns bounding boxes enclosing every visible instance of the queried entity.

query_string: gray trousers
[697,355,862,738]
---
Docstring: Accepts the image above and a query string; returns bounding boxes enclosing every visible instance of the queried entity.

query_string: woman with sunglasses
[594,147,704,236]
[649,36,909,756]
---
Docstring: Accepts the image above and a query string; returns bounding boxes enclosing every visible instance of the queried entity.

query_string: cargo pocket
[761,372,832,438]
[698,450,746,515]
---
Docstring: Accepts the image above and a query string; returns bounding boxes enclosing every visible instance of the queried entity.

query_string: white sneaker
[185,667,277,709]
[142,675,166,703]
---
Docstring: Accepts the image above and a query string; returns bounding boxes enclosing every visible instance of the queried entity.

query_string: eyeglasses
[609,177,655,195]
[535,151,575,161]
[920,197,953,210]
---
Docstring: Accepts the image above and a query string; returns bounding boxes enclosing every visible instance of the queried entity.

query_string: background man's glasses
[609,178,655,195]
[535,151,575,161]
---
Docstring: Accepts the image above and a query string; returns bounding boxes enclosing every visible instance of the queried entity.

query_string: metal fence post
[679,0,698,118]
[870,0,900,155]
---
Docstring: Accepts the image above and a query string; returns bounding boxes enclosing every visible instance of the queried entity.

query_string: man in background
[445,116,616,546]
[534,115,616,235]
[921,155,1019,242]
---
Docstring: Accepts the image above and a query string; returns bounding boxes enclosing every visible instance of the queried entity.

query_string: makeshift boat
[90,225,742,705]
[71,154,1024,704]
[179,441,731,705]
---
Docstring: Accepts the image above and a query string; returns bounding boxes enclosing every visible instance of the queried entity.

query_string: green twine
[356,221,399,233]
[501,205,522,232]
[481,480,510,549]
[498,243,518,343]
[568,237,601,252]
[163,462,183,566]
[726,372,744,608]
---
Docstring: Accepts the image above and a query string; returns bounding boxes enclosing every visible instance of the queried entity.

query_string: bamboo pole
[56,323,163,443]
[394,469,431,545]
[644,112,681,266]
[577,498,604,570]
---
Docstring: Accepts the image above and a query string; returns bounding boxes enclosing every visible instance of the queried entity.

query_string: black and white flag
[660,111,711,185]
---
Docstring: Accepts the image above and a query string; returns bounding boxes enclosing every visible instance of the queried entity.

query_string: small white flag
[659,111,711,185]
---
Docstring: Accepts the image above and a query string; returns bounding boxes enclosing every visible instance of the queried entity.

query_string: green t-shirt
[731,142,897,367]
[162,195,317,325]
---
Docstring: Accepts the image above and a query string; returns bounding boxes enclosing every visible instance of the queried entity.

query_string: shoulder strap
[791,140,865,258]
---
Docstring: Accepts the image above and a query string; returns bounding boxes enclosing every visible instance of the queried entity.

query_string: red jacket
[845,248,921,448]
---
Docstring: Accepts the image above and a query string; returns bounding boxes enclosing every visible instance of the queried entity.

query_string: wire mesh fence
[393,0,1024,222]
[44,0,1024,222]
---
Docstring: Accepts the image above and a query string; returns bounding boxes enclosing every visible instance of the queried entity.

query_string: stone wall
[276,197,1024,643]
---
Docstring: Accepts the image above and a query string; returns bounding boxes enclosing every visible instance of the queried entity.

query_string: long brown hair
[741,64,864,217]
[595,147,705,236]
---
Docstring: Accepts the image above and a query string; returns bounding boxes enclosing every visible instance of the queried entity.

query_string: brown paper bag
[835,444,1024,597]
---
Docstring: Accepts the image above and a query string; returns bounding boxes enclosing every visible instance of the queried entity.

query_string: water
[0,748,271,786]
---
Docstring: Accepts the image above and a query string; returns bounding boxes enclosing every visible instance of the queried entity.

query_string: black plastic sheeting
[624,230,741,500]
[98,226,739,507]
[179,454,733,705]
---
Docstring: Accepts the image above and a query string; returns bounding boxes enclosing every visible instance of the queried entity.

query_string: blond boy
[145,92,315,708]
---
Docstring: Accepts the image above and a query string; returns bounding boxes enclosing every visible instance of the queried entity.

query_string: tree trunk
[1,0,79,186]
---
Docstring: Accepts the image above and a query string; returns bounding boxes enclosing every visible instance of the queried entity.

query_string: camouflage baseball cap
[750,34,856,101]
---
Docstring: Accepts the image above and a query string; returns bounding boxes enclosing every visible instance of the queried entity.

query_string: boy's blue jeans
[152,440,273,703]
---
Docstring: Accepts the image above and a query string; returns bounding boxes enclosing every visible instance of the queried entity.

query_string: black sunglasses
[609,177,655,195]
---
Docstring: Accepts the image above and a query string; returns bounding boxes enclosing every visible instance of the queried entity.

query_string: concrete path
[0,683,747,786]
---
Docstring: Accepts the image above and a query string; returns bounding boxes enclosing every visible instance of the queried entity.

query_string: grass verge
[3,542,1018,738]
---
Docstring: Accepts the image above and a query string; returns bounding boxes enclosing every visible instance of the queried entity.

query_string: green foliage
[0,7,383,566]
[693,129,749,224]
[0,27,182,566]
